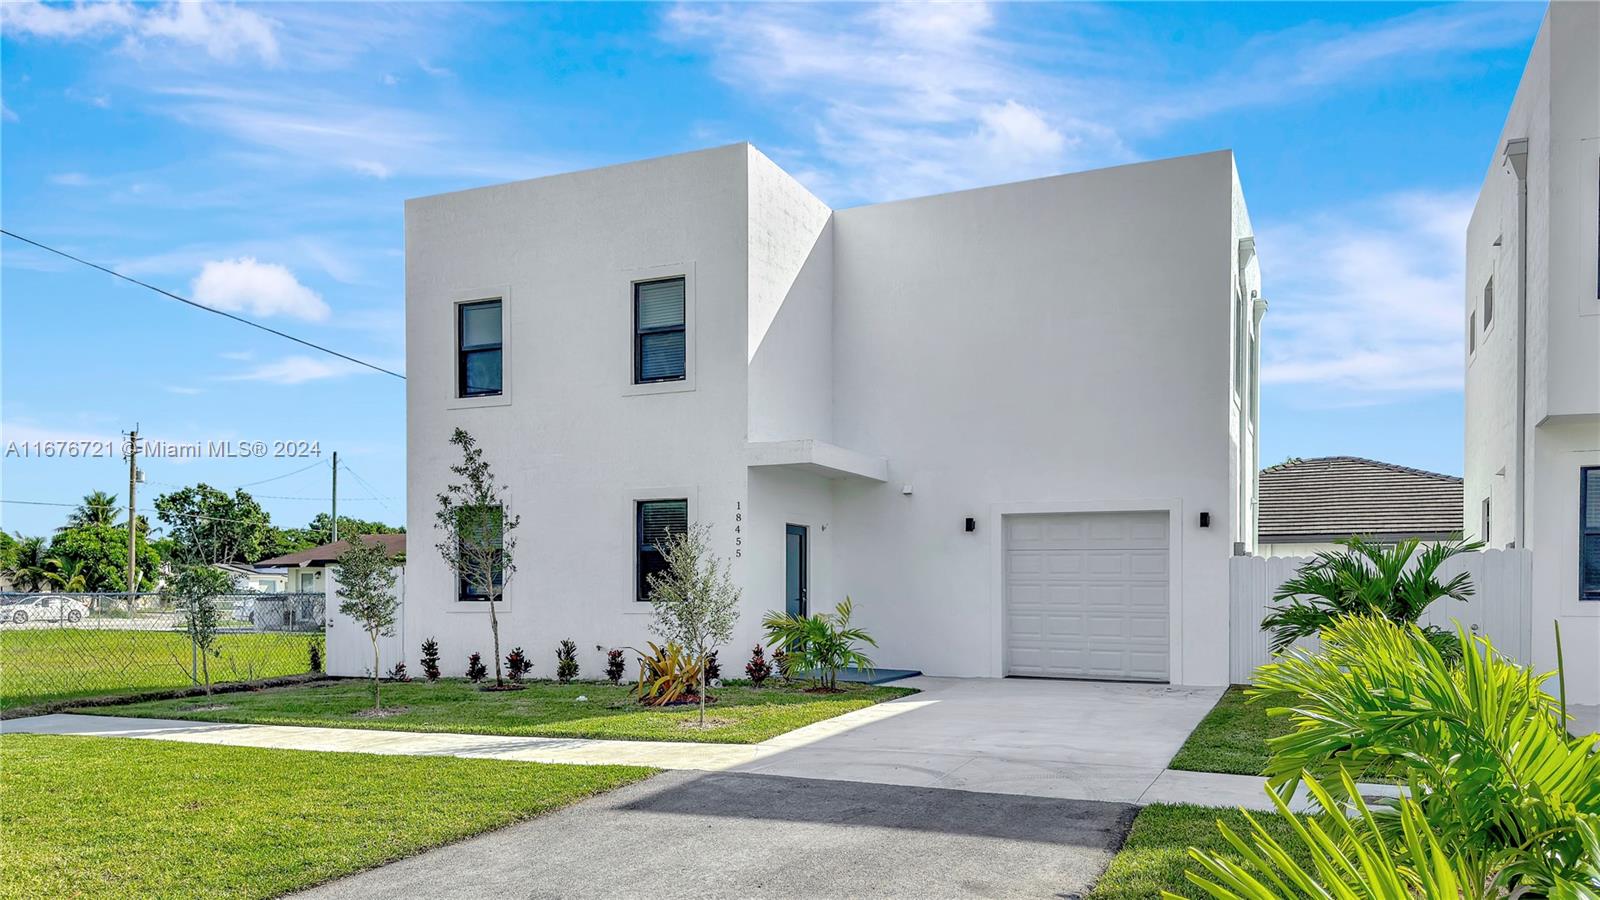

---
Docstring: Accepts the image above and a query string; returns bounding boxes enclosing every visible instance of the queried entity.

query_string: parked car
[4,596,90,625]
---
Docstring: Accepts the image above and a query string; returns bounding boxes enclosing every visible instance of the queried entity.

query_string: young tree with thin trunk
[170,565,231,695]
[433,428,520,688]
[646,523,740,726]
[334,535,401,711]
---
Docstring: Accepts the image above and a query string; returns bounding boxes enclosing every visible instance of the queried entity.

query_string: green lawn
[1167,685,1291,776]
[1089,803,1311,900]
[89,677,918,744]
[0,627,319,711]
[0,732,652,900]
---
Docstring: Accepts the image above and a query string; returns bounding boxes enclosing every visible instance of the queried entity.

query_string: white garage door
[1005,511,1170,681]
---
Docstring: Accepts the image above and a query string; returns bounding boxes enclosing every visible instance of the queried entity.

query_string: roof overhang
[745,440,888,482]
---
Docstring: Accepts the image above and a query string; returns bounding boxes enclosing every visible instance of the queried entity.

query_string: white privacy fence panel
[1229,548,1533,684]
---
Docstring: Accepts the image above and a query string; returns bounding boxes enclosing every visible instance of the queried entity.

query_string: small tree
[604,648,626,685]
[169,565,231,694]
[556,640,579,683]
[434,428,520,687]
[334,535,401,712]
[646,523,741,726]
[420,637,441,681]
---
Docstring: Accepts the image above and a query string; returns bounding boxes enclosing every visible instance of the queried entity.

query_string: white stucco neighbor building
[402,144,1263,686]
[1463,1,1600,705]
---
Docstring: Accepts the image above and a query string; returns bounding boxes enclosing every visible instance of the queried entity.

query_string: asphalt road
[291,770,1137,900]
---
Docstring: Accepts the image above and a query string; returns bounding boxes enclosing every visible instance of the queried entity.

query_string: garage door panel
[1005,511,1169,682]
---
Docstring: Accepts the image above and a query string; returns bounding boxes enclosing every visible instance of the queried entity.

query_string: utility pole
[331,451,338,544]
[124,427,140,604]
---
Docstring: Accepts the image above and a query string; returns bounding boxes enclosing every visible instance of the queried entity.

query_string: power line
[337,460,396,512]
[234,459,329,489]
[1,229,406,381]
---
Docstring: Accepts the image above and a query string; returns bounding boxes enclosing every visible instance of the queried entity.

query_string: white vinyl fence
[1229,548,1533,684]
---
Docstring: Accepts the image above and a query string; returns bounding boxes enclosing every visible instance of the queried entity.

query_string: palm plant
[2,535,60,592]
[47,557,91,593]
[58,490,122,531]
[1246,616,1600,894]
[762,596,877,691]
[1180,771,1492,900]
[1263,535,1482,663]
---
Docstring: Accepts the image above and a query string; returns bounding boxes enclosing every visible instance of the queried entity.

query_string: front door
[785,524,808,618]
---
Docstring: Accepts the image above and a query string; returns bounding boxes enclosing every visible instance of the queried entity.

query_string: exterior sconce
[1199,512,1211,528]
[964,517,977,533]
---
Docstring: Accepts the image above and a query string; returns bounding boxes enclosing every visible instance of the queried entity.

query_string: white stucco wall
[1464,3,1600,704]
[404,144,1256,687]
[826,150,1248,684]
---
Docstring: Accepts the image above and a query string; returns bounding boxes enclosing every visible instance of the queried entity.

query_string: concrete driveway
[293,770,1137,900]
[734,676,1223,804]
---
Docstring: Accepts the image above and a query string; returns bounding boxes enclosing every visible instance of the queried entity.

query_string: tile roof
[254,533,406,568]
[1258,456,1463,543]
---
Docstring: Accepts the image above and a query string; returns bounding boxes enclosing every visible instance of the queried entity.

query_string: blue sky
[0,1,1546,537]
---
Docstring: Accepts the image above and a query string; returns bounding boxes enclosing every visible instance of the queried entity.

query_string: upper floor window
[1469,311,1477,354]
[634,277,686,383]
[1483,277,1494,328]
[1481,497,1491,546]
[636,498,687,601]
[458,299,503,397]
[1582,467,1600,601]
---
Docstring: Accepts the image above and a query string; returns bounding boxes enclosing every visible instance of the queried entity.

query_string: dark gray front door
[785,524,808,618]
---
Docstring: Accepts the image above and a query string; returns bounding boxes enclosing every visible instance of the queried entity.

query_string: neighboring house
[1257,457,1464,557]
[254,534,407,596]
[1464,2,1599,703]
[404,144,1263,686]
[215,562,287,594]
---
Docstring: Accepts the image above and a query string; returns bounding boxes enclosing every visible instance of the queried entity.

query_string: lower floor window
[1582,467,1600,601]
[637,499,687,601]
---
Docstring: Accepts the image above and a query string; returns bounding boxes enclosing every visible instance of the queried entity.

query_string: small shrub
[633,641,704,706]
[605,648,626,685]
[556,639,579,683]
[703,649,722,684]
[384,662,411,682]
[745,644,772,686]
[505,647,532,682]
[465,652,487,682]
[308,639,324,674]
[420,637,441,681]
[772,647,791,682]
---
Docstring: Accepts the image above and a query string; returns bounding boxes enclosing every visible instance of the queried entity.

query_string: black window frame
[457,298,503,398]
[635,498,688,602]
[632,277,687,384]
[1582,467,1600,602]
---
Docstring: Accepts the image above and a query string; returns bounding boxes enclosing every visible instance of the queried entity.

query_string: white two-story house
[1464,2,1600,705]
[402,144,1263,686]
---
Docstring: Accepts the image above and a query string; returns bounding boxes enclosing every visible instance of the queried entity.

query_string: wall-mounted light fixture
[964,517,977,533]
[901,484,914,495]
[1199,512,1211,528]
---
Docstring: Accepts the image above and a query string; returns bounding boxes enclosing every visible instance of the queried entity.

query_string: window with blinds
[634,277,686,383]
[1583,467,1600,601]
[458,299,503,397]
[636,498,687,601]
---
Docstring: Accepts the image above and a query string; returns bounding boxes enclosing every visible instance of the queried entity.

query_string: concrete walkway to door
[6,677,1225,804]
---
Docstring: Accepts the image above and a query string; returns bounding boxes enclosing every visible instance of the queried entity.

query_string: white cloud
[49,172,91,187]
[666,2,1539,205]
[665,1,1124,203]
[0,1,280,64]
[223,355,362,385]
[1260,190,1474,403]
[191,257,331,321]
[1,101,17,123]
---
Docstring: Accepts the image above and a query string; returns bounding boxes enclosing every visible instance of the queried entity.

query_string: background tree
[646,523,741,726]
[333,535,401,712]
[2,535,59,592]
[1264,535,1483,663]
[168,565,231,694]
[155,484,274,565]
[49,521,161,592]
[433,428,519,687]
[57,490,122,531]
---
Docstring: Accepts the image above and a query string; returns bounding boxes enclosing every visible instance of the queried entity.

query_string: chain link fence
[0,591,325,711]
